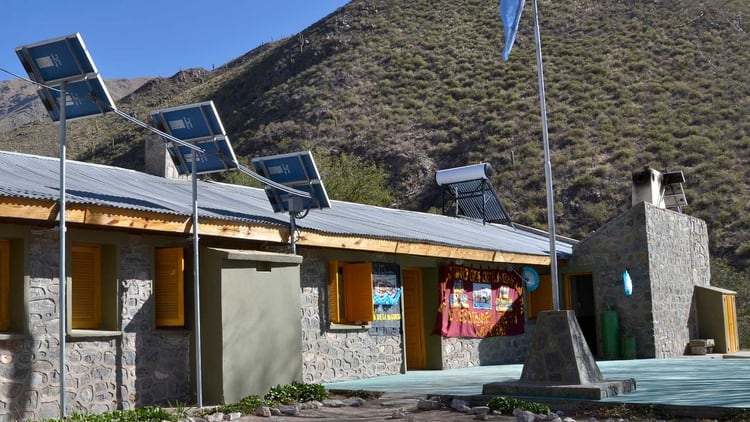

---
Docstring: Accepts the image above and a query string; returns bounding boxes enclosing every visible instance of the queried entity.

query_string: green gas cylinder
[601,308,620,359]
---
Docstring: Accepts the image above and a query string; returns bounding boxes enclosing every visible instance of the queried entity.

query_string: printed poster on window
[370,262,402,336]
[434,264,524,338]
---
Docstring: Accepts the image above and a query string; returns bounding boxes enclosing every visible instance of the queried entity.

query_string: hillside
[0,77,150,134]
[1,0,748,270]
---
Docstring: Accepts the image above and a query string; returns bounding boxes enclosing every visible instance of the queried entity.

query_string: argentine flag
[499,0,526,61]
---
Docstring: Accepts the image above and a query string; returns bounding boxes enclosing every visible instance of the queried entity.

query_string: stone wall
[567,202,710,359]
[0,228,191,420]
[644,204,710,357]
[299,250,403,383]
[442,327,532,368]
[567,202,654,358]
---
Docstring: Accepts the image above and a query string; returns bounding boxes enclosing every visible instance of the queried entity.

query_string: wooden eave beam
[297,231,552,265]
[0,199,286,243]
[72,205,286,242]
[0,198,554,264]
[0,198,57,220]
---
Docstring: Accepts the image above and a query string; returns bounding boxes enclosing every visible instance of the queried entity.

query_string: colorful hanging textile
[434,264,524,338]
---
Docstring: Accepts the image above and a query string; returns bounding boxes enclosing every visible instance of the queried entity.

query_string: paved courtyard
[324,354,750,408]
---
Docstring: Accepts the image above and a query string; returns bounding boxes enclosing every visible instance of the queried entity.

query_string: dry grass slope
[0,1,748,326]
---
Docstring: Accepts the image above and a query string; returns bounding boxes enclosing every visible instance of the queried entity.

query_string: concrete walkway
[324,354,750,409]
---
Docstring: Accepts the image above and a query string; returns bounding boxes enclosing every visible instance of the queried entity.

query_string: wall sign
[370,262,402,336]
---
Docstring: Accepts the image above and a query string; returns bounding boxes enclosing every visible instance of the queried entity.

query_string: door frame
[564,273,598,355]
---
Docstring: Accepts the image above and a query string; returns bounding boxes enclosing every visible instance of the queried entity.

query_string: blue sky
[0,0,350,81]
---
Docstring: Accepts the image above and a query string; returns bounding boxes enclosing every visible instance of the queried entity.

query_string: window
[527,274,553,319]
[154,248,185,327]
[70,242,117,331]
[0,240,9,331]
[328,261,374,324]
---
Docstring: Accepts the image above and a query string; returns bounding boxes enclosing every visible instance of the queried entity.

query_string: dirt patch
[232,393,515,421]
[225,392,738,421]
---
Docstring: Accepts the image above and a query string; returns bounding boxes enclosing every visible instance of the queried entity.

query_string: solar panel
[16,33,98,84]
[150,101,237,175]
[436,163,511,225]
[150,101,226,142]
[166,136,238,175]
[251,151,331,213]
[36,74,115,121]
[661,170,688,211]
[444,179,512,224]
[15,33,116,121]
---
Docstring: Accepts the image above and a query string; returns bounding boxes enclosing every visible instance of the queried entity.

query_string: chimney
[632,166,663,208]
[631,166,687,212]
[144,135,186,180]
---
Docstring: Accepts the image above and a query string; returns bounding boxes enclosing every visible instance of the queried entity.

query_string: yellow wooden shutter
[343,262,374,322]
[154,248,185,327]
[328,261,341,323]
[71,244,102,329]
[0,240,9,331]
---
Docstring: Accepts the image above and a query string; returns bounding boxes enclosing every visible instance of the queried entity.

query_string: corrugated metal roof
[0,151,574,258]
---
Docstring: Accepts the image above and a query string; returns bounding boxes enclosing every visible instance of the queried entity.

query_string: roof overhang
[0,197,554,265]
[0,198,286,243]
[297,230,553,265]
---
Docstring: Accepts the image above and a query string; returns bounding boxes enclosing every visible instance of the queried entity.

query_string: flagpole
[531,0,560,310]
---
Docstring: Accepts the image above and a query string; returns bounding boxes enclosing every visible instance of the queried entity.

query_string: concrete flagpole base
[483,310,636,400]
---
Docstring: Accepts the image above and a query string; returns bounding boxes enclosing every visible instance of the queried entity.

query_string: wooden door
[528,275,553,318]
[402,268,426,369]
[724,294,740,353]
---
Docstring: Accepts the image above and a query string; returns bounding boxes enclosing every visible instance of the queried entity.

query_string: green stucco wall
[200,248,303,404]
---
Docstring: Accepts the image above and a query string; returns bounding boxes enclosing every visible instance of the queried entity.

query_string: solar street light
[150,100,237,408]
[16,33,115,419]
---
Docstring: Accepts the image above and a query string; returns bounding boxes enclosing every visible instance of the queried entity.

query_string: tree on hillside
[312,148,393,207]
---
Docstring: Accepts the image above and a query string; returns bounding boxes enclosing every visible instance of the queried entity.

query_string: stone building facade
[3,200,714,420]
[0,225,191,421]
[2,151,583,419]
[565,201,711,359]
[4,225,545,419]
[298,248,536,384]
